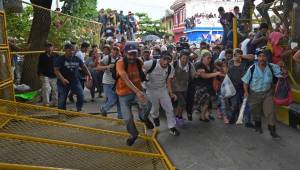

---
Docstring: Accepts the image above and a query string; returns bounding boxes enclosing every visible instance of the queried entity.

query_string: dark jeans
[57,81,84,111]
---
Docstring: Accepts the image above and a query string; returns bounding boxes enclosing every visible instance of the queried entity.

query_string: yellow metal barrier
[233,17,238,49]
[0,100,176,170]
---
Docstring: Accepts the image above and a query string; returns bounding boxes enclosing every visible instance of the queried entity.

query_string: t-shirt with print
[54,55,84,85]
[144,59,174,90]
[116,58,143,96]
[101,55,118,84]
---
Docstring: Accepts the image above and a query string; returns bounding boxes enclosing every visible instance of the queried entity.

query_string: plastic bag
[273,77,292,106]
[220,75,236,98]
[236,97,247,125]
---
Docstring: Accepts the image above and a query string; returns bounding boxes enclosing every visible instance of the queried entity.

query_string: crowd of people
[98,9,138,41]
[36,5,300,146]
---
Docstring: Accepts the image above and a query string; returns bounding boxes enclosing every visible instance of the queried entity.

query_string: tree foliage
[135,12,172,38]
[6,6,33,48]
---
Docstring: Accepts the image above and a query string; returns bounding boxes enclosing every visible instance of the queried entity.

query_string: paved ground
[68,90,300,170]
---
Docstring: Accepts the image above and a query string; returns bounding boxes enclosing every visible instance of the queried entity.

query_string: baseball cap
[255,46,267,56]
[124,42,138,53]
[64,43,74,50]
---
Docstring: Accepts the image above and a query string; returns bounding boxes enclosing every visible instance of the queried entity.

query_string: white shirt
[144,59,174,90]
[75,50,85,62]
[241,38,251,55]
[218,50,226,60]
[100,55,117,85]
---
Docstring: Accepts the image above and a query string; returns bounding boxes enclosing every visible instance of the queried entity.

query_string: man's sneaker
[126,136,138,146]
[245,122,255,129]
[216,108,222,119]
[176,117,184,126]
[143,118,154,130]
[100,107,107,117]
[169,127,180,136]
[153,118,160,127]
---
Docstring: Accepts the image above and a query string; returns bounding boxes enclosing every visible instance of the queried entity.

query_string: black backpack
[111,57,147,82]
[146,59,172,81]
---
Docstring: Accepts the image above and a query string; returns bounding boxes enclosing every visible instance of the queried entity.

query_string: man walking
[54,43,92,112]
[242,47,282,139]
[115,42,154,146]
[144,52,180,136]
[37,42,59,107]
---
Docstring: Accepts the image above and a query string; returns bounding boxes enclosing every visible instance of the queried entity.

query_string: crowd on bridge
[35,5,300,146]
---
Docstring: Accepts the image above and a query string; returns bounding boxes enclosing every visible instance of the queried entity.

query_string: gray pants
[248,89,276,126]
[147,88,176,129]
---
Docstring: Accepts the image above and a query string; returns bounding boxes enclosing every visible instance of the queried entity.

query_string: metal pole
[0,0,3,11]
[233,17,238,49]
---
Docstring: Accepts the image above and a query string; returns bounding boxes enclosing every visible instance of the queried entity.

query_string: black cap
[64,43,74,50]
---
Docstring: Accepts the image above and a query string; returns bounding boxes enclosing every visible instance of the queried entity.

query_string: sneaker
[153,118,160,127]
[245,122,255,129]
[100,107,107,117]
[176,117,184,126]
[169,127,180,136]
[91,98,95,102]
[216,108,222,119]
[117,115,123,119]
[143,118,154,130]
[126,136,138,146]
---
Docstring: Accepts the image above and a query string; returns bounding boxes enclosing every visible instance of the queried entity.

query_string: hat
[160,51,172,60]
[124,42,138,53]
[255,46,268,56]
[64,43,74,50]
[128,11,133,15]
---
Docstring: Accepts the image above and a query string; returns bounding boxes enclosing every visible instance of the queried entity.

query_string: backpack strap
[166,64,172,81]
[173,60,178,69]
[268,63,278,84]
[248,64,256,86]
[108,55,112,65]
[147,59,157,74]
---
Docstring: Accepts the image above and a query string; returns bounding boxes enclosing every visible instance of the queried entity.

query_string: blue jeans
[101,84,122,117]
[57,81,84,111]
[119,93,151,138]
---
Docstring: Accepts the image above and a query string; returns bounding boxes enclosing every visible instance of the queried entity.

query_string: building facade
[170,0,244,43]
[161,12,174,42]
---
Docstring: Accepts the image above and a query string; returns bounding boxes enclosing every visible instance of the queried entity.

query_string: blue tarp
[185,27,224,43]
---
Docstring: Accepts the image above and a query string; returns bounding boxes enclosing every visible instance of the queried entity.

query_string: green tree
[6,6,33,47]
[135,12,171,38]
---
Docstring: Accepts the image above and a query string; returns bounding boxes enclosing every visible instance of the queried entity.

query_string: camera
[176,36,190,53]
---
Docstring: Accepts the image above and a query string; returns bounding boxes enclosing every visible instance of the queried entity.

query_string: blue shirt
[54,55,84,84]
[241,63,281,93]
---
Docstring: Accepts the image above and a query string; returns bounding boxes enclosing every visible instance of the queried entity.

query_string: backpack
[173,60,192,81]
[248,63,278,88]
[146,59,172,81]
[111,57,147,82]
